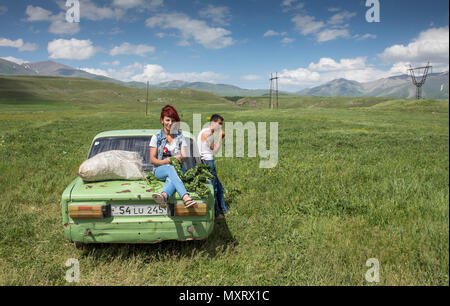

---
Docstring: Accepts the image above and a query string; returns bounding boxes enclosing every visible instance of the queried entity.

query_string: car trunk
[69,176,209,217]
[70,177,205,201]
[70,177,163,202]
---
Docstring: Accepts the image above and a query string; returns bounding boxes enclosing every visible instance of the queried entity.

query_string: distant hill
[0,58,36,75]
[23,60,134,86]
[298,72,449,99]
[0,75,235,113]
[0,58,132,86]
[297,78,363,97]
[152,80,284,96]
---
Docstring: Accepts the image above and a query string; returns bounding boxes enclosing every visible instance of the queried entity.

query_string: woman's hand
[149,147,174,166]
[175,155,183,162]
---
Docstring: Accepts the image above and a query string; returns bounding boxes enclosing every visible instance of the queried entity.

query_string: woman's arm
[174,136,188,163]
[176,146,188,163]
[150,147,171,166]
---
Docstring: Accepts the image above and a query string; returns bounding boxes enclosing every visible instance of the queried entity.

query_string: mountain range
[298,72,449,99]
[0,58,138,87]
[1,58,448,99]
[0,58,276,96]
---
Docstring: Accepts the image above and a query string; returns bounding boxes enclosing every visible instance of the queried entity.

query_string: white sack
[78,150,144,182]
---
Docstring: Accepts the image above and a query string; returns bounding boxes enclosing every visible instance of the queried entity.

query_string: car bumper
[64,216,214,244]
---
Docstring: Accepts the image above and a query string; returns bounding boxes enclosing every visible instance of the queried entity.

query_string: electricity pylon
[269,72,279,109]
[408,62,432,99]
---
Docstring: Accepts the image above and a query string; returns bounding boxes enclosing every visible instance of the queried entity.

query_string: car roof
[93,129,195,140]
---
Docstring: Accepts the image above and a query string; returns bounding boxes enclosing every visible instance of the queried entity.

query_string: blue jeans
[203,160,227,216]
[154,165,188,200]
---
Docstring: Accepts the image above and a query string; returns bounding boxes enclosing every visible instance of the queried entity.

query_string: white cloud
[291,7,364,43]
[199,4,232,26]
[308,57,367,71]
[21,42,38,51]
[241,74,262,81]
[79,67,110,77]
[281,37,295,44]
[25,5,52,21]
[327,10,356,25]
[354,33,377,40]
[80,0,124,21]
[292,13,351,42]
[104,62,145,81]
[316,29,350,42]
[90,62,227,84]
[279,67,321,87]
[25,5,80,35]
[146,13,234,49]
[386,62,412,76]
[379,27,449,67]
[1,56,29,65]
[281,0,304,12]
[110,42,156,57]
[177,40,191,47]
[292,15,325,35]
[112,0,163,10]
[0,37,37,51]
[282,0,297,6]
[48,39,97,60]
[112,0,144,9]
[264,30,287,37]
[130,64,227,83]
[48,13,80,35]
[0,6,7,15]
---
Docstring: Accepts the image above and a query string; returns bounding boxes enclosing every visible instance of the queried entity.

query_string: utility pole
[269,73,273,109]
[276,72,279,109]
[145,80,149,116]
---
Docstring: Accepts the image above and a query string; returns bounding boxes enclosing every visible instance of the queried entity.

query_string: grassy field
[0,75,448,285]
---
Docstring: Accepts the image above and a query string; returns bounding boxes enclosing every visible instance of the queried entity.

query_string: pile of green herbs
[145,156,214,198]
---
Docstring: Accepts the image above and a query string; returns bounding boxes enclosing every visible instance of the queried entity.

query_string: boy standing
[197,114,228,219]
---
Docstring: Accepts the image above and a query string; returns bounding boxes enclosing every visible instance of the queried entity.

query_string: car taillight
[174,203,207,216]
[68,204,110,219]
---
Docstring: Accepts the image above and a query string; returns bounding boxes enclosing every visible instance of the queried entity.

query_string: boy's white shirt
[203,130,214,146]
[198,128,215,160]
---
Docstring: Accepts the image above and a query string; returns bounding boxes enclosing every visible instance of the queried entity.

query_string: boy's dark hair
[210,114,224,122]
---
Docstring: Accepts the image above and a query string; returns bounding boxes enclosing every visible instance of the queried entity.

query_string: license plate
[111,204,167,216]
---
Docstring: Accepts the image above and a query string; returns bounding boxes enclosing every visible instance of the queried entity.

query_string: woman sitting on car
[150,105,197,208]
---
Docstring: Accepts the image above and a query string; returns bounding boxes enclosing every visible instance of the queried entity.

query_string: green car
[61,130,215,248]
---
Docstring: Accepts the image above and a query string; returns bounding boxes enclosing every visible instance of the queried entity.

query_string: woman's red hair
[160,104,180,122]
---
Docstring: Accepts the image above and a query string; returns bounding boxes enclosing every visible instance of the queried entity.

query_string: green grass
[0,76,448,285]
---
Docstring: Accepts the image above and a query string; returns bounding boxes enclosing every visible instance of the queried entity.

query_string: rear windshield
[88,135,198,172]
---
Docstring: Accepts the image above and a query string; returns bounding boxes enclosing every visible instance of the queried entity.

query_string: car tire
[194,238,208,247]
[74,241,85,250]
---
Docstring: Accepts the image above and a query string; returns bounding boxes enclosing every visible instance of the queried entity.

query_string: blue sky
[0,0,448,91]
